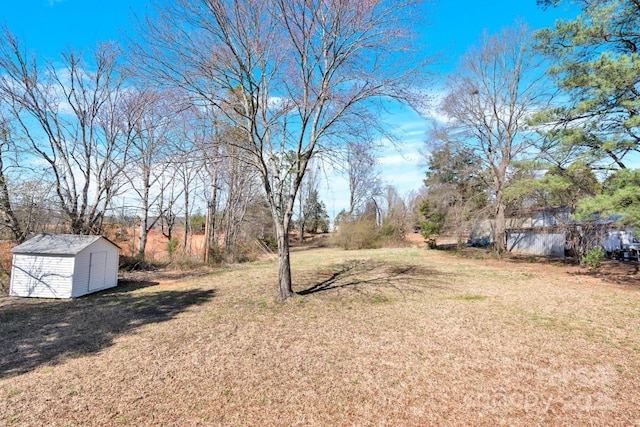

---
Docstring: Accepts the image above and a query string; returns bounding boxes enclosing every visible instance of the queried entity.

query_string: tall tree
[0,119,27,242]
[535,0,640,168]
[432,24,551,252]
[0,29,132,234]
[219,140,261,252]
[134,0,424,299]
[173,122,205,259]
[123,88,181,259]
[194,110,223,264]
[419,140,488,243]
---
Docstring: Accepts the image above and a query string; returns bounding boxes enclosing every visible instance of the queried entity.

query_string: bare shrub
[334,220,382,250]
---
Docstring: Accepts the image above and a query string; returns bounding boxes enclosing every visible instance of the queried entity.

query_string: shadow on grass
[568,259,640,287]
[0,280,215,378]
[297,259,452,296]
[102,278,162,294]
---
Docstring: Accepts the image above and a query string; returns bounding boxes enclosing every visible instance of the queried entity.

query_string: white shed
[9,233,120,298]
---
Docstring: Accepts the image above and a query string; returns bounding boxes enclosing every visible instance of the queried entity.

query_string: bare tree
[0,119,26,242]
[0,29,132,234]
[434,24,551,252]
[345,141,382,218]
[134,0,425,299]
[174,148,205,259]
[122,88,184,259]
[380,186,411,237]
[201,141,222,264]
[220,145,260,250]
[296,159,321,242]
[188,108,222,264]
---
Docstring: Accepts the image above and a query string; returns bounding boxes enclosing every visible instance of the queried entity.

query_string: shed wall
[507,230,566,258]
[9,254,75,298]
[72,239,119,297]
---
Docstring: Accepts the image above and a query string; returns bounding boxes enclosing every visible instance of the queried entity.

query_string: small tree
[345,141,382,218]
[301,189,329,235]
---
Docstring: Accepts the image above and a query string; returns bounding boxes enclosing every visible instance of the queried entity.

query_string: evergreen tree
[535,0,640,168]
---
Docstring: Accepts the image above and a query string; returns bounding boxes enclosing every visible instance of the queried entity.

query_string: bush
[378,221,406,246]
[582,246,605,269]
[334,219,381,250]
[119,255,165,271]
[259,235,278,251]
[207,245,257,265]
[166,237,180,258]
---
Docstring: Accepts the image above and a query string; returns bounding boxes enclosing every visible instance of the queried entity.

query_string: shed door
[88,251,107,291]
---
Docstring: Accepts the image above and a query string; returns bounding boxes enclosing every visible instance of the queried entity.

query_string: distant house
[505,207,571,258]
[10,234,120,298]
[467,207,571,255]
[506,228,567,258]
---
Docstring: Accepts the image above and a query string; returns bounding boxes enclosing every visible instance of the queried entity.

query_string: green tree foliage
[535,0,640,168]
[190,212,206,233]
[575,168,640,227]
[417,199,446,237]
[302,189,330,234]
[418,142,488,242]
[505,161,600,209]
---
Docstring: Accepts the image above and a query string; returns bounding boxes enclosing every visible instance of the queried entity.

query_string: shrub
[582,246,605,269]
[118,255,164,271]
[166,237,180,258]
[334,219,381,250]
[259,235,278,251]
[378,221,406,246]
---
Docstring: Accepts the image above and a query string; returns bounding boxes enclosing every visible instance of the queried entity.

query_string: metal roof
[10,233,118,255]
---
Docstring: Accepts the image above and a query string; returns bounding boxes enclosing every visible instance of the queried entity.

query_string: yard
[1,246,639,426]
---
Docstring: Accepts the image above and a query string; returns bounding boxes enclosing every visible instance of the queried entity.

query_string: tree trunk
[494,200,506,254]
[275,221,293,300]
[0,161,25,242]
[137,219,148,259]
[204,180,218,264]
[182,188,190,257]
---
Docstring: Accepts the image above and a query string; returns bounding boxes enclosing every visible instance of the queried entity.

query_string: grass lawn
[1,246,639,426]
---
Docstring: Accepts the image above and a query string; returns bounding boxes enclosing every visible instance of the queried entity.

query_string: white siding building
[9,234,120,298]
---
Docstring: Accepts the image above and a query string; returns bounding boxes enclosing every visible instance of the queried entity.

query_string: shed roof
[11,233,118,255]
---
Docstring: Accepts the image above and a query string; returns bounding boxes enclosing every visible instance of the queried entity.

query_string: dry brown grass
[1,247,639,426]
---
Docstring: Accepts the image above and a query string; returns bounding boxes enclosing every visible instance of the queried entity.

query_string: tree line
[4,0,633,298]
[419,0,640,256]
[0,0,426,300]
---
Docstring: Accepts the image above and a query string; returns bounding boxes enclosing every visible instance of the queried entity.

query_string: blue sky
[1,1,578,68]
[422,1,578,72]
[1,0,580,217]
